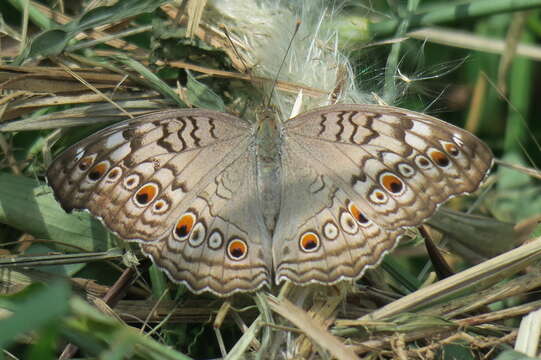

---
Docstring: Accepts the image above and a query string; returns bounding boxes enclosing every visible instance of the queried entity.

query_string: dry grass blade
[515,308,541,356]
[361,236,541,321]
[495,158,541,180]
[266,294,358,360]
[0,249,123,267]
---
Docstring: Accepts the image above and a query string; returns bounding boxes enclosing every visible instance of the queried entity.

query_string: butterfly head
[255,105,282,139]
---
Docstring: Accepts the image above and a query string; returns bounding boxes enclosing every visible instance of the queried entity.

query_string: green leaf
[186,71,226,111]
[440,343,475,360]
[76,0,168,31]
[24,0,168,58]
[27,323,59,360]
[0,173,114,252]
[28,29,70,57]
[114,54,186,107]
[0,281,70,348]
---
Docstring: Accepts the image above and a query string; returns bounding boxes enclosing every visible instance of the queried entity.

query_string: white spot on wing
[109,143,131,162]
[105,132,126,149]
[323,223,339,240]
[411,120,433,136]
[74,148,85,162]
[453,135,464,146]
[405,132,428,150]
[340,211,359,234]
[208,231,223,249]
[353,178,370,196]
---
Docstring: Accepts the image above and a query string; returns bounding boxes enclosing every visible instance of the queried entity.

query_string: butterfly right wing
[47,109,272,296]
[272,104,492,286]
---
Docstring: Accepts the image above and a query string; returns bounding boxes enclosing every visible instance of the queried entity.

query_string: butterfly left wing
[47,109,273,296]
[273,104,493,285]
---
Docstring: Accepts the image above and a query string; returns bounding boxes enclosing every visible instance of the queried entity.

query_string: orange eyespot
[154,200,164,210]
[348,203,369,224]
[429,150,450,167]
[87,161,109,181]
[124,175,139,189]
[135,183,158,206]
[227,238,248,260]
[299,232,320,252]
[380,173,404,194]
[78,155,95,171]
[369,189,388,204]
[152,199,169,214]
[415,156,431,168]
[340,211,359,234]
[174,213,196,240]
[107,167,122,181]
[444,142,460,156]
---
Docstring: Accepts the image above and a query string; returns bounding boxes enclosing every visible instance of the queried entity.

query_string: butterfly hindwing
[140,150,273,296]
[272,137,406,285]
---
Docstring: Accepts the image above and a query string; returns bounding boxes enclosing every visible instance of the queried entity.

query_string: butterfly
[47,104,493,296]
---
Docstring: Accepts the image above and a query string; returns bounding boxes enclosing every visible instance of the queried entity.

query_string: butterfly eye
[87,161,109,181]
[428,149,450,168]
[173,213,196,240]
[322,222,339,240]
[348,202,371,225]
[134,183,159,207]
[227,238,248,260]
[299,232,320,252]
[379,172,405,195]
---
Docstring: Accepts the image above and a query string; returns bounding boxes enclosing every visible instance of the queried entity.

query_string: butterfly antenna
[220,24,249,74]
[266,19,301,108]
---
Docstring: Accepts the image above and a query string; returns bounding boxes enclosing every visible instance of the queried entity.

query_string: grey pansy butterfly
[47,104,493,296]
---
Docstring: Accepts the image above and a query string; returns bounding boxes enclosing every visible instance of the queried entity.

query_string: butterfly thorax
[255,108,283,235]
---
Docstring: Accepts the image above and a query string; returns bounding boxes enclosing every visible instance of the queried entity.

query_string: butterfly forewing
[283,105,493,229]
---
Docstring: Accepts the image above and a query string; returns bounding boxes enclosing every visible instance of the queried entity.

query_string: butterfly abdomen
[255,110,283,235]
